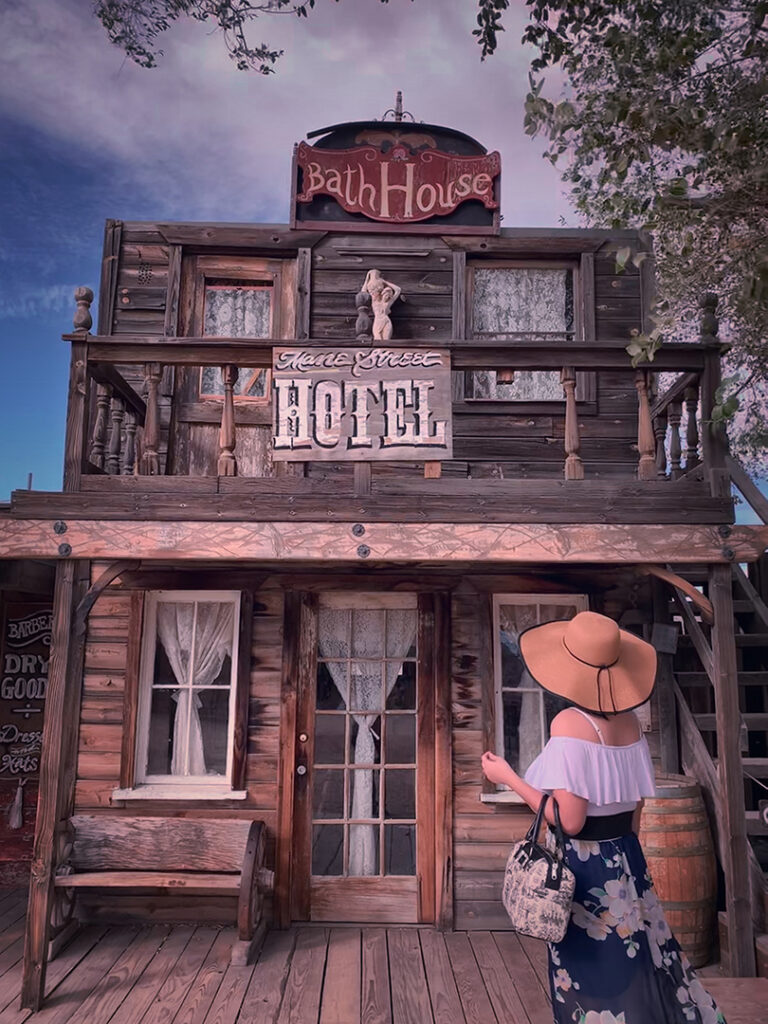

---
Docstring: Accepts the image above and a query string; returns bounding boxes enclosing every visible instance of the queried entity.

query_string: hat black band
[562,637,620,713]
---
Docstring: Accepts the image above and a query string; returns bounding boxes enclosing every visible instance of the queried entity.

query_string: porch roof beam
[0,520,765,564]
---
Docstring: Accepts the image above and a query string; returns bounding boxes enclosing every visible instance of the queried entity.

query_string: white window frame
[484,593,588,804]
[114,590,245,801]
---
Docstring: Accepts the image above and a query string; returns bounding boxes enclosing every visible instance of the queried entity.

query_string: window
[467,263,585,403]
[492,594,588,783]
[116,590,250,800]
[199,280,273,401]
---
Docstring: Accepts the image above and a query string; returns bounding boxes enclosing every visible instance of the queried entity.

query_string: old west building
[1,104,767,1010]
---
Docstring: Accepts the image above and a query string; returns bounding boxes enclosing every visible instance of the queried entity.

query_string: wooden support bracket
[639,565,714,624]
[73,560,140,636]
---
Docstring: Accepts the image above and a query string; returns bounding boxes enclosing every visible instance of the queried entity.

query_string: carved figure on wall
[362,269,402,342]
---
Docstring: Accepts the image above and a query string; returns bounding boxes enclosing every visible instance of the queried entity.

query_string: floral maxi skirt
[547,832,726,1024]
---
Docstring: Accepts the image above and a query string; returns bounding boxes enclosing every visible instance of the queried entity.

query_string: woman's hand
[481,751,515,788]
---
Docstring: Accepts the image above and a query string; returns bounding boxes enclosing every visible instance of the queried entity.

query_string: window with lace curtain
[493,594,588,791]
[116,591,248,800]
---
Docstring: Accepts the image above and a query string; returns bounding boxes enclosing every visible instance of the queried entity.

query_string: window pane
[313,824,343,875]
[351,609,385,657]
[502,690,544,774]
[472,268,573,336]
[349,716,381,765]
[197,688,229,775]
[313,769,344,819]
[315,714,346,764]
[200,366,268,400]
[204,284,272,338]
[146,688,178,775]
[349,824,380,875]
[386,609,417,657]
[348,768,380,819]
[152,639,177,687]
[318,608,350,658]
[192,603,234,681]
[350,663,382,711]
[386,661,416,710]
[317,662,346,710]
[385,715,415,764]
[384,769,415,819]
[385,825,416,875]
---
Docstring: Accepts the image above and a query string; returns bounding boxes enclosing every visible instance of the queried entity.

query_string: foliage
[491,0,768,470]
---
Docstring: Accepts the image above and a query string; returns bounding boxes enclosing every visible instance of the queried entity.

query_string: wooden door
[170,255,296,477]
[291,592,436,923]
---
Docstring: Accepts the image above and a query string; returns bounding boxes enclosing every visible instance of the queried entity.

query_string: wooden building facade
[1,114,767,1010]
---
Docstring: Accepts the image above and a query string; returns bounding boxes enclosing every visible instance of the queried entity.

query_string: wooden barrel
[638,774,718,967]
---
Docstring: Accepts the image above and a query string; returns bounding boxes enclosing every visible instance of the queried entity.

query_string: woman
[481,610,726,1024]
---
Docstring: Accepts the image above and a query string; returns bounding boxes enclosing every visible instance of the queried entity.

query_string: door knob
[296,764,307,776]
[299,733,308,743]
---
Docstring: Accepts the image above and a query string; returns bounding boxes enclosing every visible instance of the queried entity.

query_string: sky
[0,0,579,499]
[0,1,763,517]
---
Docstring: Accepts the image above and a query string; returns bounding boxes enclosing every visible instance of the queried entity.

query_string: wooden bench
[51,815,274,964]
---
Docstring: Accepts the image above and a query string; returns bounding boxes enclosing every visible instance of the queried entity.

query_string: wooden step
[741,758,768,778]
[693,713,768,731]
[679,633,768,648]
[746,812,768,836]
[677,671,768,687]
[718,913,768,978]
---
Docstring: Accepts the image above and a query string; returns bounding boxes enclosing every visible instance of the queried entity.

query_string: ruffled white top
[523,735,657,816]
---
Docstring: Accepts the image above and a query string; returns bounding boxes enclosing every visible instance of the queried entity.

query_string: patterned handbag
[502,794,576,942]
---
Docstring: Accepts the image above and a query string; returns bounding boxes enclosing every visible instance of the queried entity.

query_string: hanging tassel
[8,778,26,830]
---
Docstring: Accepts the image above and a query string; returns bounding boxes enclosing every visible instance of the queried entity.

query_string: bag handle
[526,794,567,880]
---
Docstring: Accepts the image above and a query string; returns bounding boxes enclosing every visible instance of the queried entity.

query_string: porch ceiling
[0,519,765,564]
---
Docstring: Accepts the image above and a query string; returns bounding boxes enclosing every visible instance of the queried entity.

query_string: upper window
[493,594,588,780]
[468,263,578,402]
[133,591,242,793]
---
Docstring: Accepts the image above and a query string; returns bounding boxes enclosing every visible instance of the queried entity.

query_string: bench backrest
[69,815,252,873]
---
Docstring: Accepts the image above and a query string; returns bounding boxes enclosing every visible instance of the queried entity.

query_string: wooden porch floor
[0,890,766,1024]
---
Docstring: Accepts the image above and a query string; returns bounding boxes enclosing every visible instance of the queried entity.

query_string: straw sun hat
[518,610,657,715]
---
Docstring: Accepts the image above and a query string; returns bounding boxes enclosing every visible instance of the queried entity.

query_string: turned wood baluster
[654,410,668,478]
[635,371,656,480]
[141,362,162,475]
[72,287,93,332]
[123,412,137,475]
[684,384,700,469]
[561,367,584,480]
[668,400,683,478]
[218,364,238,476]
[89,384,111,469]
[106,397,125,475]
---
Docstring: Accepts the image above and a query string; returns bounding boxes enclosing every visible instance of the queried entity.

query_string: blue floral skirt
[547,832,727,1023]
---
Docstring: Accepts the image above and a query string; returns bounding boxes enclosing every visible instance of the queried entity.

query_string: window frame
[463,258,596,410]
[488,592,589,802]
[115,588,252,801]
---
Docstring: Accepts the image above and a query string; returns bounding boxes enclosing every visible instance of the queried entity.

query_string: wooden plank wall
[72,570,285,923]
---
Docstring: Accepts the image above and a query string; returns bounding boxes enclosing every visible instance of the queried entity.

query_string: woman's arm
[481,751,588,836]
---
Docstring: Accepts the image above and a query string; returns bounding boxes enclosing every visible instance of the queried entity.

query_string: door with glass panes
[292,593,435,923]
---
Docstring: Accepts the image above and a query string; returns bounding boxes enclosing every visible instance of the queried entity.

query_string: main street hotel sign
[272,347,452,462]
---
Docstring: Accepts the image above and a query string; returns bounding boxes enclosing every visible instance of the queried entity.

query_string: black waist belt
[567,811,635,841]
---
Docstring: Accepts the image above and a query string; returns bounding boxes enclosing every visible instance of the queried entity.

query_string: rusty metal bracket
[73,559,140,637]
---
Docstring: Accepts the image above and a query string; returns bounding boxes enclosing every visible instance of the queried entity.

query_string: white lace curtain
[156,601,234,776]
[318,607,417,876]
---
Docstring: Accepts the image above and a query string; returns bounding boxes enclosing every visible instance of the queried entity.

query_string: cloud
[0,0,574,225]
[0,283,79,320]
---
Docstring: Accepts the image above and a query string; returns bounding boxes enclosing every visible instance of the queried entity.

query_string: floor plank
[699,978,768,1024]
[237,929,296,1024]
[108,926,195,1024]
[201,962,254,1024]
[0,927,134,1024]
[515,934,550,996]
[319,929,361,1024]
[468,932,530,1024]
[0,939,23,984]
[418,930,465,1024]
[492,933,552,1024]
[443,933,497,1024]
[360,929,391,1024]
[169,929,232,1024]
[387,929,432,1024]
[276,928,328,1024]
[138,928,219,1024]
[65,927,171,1024]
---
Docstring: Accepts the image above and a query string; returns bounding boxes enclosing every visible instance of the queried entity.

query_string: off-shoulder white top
[524,734,657,816]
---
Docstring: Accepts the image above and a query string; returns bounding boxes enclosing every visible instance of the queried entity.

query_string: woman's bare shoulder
[550,708,600,743]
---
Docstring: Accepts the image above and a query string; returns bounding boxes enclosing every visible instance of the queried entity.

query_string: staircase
[672,558,768,974]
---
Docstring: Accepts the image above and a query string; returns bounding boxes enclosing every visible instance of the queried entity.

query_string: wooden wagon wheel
[50,824,76,935]
[237,821,272,941]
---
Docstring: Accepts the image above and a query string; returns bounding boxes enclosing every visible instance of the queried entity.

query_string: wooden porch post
[21,559,89,1010]
[709,562,756,976]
